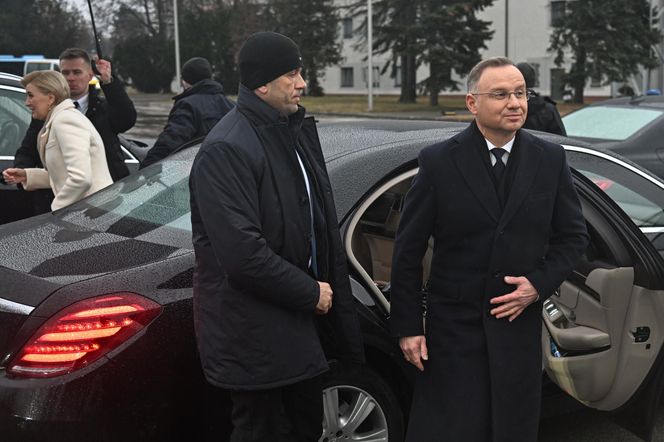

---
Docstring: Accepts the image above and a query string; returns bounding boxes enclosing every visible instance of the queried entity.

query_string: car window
[567,148,664,227]
[0,86,30,156]
[56,147,198,250]
[563,106,664,141]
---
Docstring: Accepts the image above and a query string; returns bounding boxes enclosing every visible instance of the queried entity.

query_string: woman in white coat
[2,71,112,210]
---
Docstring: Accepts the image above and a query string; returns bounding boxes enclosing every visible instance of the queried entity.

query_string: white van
[0,55,60,77]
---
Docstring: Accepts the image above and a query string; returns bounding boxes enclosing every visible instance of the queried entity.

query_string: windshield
[563,106,664,141]
[56,146,198,250]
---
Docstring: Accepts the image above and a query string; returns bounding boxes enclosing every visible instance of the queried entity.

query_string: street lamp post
[368,0,373,111]
[173,0,182,93]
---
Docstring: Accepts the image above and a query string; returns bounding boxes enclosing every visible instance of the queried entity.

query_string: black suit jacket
[390,121,588,441]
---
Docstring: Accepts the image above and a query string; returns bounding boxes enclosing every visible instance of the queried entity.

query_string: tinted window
[0,86,30,156]
[56,147,197,250]
[567,149,664,227]
[563,106,664,141]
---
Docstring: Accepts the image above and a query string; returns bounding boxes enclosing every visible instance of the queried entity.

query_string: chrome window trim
[0,85,26,94]
[121,144,139,164]
[344,168,419,313]
[641,227,664,234]
[563,145,664,191]
[0,297,34,315]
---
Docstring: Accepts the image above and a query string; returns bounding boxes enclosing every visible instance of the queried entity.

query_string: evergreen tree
[262,0,342,96]
[0,0,87,57]
[549,0,660,103]
[350,0,493,104]
[419,0,493,106]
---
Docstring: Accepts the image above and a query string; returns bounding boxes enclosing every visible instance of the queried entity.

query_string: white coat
[23,99,113,210]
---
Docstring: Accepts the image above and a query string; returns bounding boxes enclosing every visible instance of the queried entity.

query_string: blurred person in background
[141,57,234,168]
[3,71,112,210]
[517,62,566,136]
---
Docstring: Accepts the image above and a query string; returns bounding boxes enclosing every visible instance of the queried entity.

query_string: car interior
[0,95,29,157]
[344,166,664,413]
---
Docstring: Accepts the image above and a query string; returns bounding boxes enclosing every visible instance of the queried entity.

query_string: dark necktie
[491,148,507,182]
[73,101,80,110]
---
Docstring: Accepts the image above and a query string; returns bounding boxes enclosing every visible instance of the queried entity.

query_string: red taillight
[7,293,161,378]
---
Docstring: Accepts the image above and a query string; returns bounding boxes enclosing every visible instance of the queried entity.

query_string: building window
[392,62,401,87]
[363,66,380,88]
[341,67,354,87]
[342,18,353,39]
[550,1,567,26]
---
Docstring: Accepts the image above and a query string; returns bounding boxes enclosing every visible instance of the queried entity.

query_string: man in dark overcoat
[390,57,589,441]
[140,57,234,168]
[189,32,364,442]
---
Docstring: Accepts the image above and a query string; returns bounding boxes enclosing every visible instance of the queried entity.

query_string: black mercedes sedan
[2,119,664,442]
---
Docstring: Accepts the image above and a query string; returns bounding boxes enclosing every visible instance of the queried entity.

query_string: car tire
[320,366,405,442]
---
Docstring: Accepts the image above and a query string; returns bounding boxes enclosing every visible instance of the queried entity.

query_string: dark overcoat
[85,80,135,181]
[390,121,588,442]
[141,79,234,168]
[189,85,364,390]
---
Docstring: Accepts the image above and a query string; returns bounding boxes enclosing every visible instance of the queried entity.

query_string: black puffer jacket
[141,79,234,168]
[189,85,364,390]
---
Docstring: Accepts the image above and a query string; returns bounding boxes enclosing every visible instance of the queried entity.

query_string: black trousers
[229,375,323,442]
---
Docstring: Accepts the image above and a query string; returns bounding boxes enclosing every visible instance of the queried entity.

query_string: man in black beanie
[141,56,234,168]
[189,32,365,441]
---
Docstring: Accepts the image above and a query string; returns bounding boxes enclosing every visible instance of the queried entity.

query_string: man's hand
[95,58,113,84]
[490,276,539,322]
[399,335,428,371]
[2,168,27,185]
[315,282,333,315]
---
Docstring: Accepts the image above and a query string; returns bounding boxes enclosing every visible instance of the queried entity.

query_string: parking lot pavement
[126,92,172,139]
[539,403,664,441]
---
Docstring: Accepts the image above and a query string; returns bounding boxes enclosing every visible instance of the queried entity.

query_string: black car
[0,72,148,225]
[2,120,664,442]
[563,95,664,180]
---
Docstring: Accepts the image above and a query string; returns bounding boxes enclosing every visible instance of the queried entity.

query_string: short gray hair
[21,71,70,104]
[467,57,516,92]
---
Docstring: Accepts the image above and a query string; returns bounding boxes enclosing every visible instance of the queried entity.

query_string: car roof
[317,119,599,221]
[589,95,664,109]
[0,72,23,88]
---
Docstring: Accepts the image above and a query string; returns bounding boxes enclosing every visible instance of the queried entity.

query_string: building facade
[321,0,663,99]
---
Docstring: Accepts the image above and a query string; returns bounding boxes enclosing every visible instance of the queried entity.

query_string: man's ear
[255,84,269,96]
[466,93,478,115]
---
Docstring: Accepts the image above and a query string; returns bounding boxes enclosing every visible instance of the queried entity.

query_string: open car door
[542,165,664,441]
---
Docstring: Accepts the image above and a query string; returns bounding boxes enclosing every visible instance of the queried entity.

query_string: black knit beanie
[182,57,212,85]
[239,32,303,90]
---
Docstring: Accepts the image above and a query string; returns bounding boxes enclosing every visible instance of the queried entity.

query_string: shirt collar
[73,93,90,114]
[484,136,515,154]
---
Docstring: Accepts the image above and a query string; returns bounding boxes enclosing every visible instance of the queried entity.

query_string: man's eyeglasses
[470,89,534,101]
